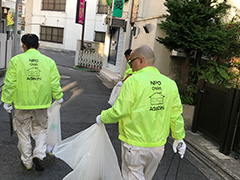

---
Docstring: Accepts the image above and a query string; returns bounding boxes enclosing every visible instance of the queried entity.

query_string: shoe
[21,161,32,171]
[33,157,44,171]
[26,167,32,171]
[48,152,55,157]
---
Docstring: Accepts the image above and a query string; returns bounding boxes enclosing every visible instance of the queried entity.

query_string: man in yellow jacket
[1,34,63,171]
[96,45,186,180]
[123,49,133,81]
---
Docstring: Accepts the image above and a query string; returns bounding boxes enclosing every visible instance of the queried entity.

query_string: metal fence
[75,40,104,71]
[76,50,103,70]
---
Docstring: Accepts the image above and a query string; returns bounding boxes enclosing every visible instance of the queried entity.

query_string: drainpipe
[128,0,134,49]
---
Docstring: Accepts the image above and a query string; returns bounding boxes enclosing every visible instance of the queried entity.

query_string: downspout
[128,0,134,49]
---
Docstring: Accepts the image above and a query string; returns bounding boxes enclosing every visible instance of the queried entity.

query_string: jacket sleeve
[1,58,17,104]
[170,82,186,140]
[101,78,135,124]
[50,61,63,100]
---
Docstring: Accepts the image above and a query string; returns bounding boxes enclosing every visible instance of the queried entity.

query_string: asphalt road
[0,48,223,180]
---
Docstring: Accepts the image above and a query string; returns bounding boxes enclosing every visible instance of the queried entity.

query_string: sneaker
[48,152,55,157]
[25,166,32,171]
[33,157,44,171]
[21,162,32,171]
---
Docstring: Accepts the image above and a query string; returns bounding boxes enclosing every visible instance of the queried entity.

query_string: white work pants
[13,109,48,168]
[121,142,165,180]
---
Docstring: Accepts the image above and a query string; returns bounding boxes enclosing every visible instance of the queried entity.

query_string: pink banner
[76,0,85,24]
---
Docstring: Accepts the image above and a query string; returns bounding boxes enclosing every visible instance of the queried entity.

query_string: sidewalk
[185,130,240,180]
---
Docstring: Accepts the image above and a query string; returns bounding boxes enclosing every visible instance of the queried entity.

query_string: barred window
[94,31,105,43]
[97,0,108,14]
[40,26,64,43]
[42,0,66,11]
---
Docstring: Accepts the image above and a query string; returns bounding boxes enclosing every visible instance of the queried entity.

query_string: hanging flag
[113,0,123,18]
[75,0,85,25]
[7,11,14,26]
[106,0,112,5]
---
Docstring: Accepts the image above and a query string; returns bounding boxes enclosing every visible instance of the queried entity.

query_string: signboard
[75,0,85,25]
[17,4,22,31]
[113,0,123,18]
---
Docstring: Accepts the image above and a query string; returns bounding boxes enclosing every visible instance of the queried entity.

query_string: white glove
[96,115,103,125]
[116,81,123,87]
[57,98,64,104]
[173,139,186,158]
[3,103,13,113]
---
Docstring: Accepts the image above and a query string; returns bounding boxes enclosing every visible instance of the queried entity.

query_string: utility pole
[81,1,86,50]
[0,0,2,32]
[14,0,22,55]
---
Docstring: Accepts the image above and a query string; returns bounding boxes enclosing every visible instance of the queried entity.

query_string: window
[40,26,64,43]
[42,0,66,11]
[97,0,108,14]
[94,31,105,43]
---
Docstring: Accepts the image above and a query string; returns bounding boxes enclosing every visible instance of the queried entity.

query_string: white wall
[131,0,171,76]
[23,0,107,51]
[138,0,167,19]
[226,0,240,9]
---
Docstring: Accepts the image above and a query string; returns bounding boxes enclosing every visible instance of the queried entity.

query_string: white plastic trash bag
[108,81,122,106]
[46,101,62,153]
[53,123,123,180]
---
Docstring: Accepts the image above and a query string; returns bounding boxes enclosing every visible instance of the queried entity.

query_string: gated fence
[75,40,104,71]
[192,80,240,155]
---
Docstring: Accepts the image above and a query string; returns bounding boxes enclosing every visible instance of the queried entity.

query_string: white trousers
[13,109,48,168]
[121,142,165,180]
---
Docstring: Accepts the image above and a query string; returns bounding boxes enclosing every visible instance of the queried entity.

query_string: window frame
[94,31,106,43]
[40,26,64,44]
[41,0,66,12]
[97,0,108,14]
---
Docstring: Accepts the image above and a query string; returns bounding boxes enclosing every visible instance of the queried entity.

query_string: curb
[185,131,240,180]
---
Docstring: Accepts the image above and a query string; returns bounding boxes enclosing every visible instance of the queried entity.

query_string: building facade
[100,0,173,83]
[23,0,108,51]
[100,0,240,84]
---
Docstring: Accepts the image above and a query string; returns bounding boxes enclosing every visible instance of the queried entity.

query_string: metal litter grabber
[163,143,183,180]
[9,112,14,136]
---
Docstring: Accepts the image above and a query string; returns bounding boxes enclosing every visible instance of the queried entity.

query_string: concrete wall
[138,0,166,19]
[23,0,107,51]
[226,0,240,9]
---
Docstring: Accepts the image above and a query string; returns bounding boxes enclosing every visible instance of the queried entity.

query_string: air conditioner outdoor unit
[109,18,125,27]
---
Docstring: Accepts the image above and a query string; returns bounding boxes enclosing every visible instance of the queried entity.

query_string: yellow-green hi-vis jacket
[101,66,185,147]
[123,63,133,79]
[1,49,63,110]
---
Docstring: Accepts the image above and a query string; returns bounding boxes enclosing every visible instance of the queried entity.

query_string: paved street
[0,48,224,180]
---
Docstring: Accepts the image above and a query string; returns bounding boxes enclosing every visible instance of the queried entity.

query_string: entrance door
[192,80,240,155]
[108,27,120,65]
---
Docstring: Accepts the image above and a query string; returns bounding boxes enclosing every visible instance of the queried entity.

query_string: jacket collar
[25,49,40,54]
[133,66,159,74]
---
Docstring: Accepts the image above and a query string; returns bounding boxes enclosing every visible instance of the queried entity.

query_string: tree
[157,0,238,92]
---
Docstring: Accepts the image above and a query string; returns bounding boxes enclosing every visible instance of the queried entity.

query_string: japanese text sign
[76,0,85,25]
[113,0,123,18]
